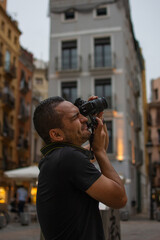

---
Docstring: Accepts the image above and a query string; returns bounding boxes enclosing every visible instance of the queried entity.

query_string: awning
[4,166,39,180]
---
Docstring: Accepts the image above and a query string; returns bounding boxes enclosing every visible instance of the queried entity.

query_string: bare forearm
[95,150,124,189]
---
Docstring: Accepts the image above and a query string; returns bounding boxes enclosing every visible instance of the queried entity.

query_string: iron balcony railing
[134,112,142,131]
[17,137,29,150]
[0,52,3,67]
[133,78,140,97]
[2,125,14,140]
[4,61,17,78]
[20,80,29,94]
[88,53,116,70]
[1,91,15,109]
[55,56,82,72]
[134,147,143,167]
[18,104,30,121]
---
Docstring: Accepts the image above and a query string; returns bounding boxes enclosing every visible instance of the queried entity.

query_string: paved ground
[0,222,41,240]
[121,214,160,240]
[0,214,160,240]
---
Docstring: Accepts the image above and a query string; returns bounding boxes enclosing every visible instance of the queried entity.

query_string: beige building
[31,59,48,164]
[0,1,21,204]
[147,77,160,219]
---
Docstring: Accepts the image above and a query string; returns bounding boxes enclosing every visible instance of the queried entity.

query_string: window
[96,7,108,16]
[157,109,160,125]
[1,21,5,31]
[105,121,113,153]
[35,78,43,85]
[14,36,17,45]
[95,78,112,108]
[28,77,32,89]
[65,10,75,20]
[20,70,26,89]
[4,50,10,71]
[94,37,111,68]
[62,40,77,70]
[154,89,158,100]
[8,29,11,39]
[61,81,77,103]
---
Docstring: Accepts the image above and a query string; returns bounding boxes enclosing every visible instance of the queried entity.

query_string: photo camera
[74,97,108,129]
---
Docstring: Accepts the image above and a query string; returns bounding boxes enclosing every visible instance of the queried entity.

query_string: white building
[48,0,148,215]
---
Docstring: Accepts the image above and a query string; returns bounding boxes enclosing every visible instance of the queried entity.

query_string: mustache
[81,124,88,131]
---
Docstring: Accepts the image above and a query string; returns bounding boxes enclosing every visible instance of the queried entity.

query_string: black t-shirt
[37,145,105,240]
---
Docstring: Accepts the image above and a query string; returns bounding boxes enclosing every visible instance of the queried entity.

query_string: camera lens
[91,97,108,114]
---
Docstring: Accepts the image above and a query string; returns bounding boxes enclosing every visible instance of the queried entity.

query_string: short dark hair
[33,96,65,144]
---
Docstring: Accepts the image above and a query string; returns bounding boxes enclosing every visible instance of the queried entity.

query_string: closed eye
[72,112,80,120]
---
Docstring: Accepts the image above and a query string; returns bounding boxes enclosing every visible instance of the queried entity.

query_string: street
[121,219,160,240]
[0,222,40,240]
[0,215,160,240]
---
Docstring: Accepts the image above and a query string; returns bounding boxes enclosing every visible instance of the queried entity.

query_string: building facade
[31,59,48,165]
[147,77,160,219]
[16,47,34,168]
[0,1,21,204]
[48,0,148,215]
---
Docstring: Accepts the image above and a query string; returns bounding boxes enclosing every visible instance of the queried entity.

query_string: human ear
[49,129,64,142]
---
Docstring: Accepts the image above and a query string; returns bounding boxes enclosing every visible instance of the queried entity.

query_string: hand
[88,95,108,151]
[92,117,106,153]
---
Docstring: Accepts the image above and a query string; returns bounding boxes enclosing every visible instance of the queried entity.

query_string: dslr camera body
[74,97,108,130]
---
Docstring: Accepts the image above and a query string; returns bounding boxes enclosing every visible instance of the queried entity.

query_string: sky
[7,0,160,101]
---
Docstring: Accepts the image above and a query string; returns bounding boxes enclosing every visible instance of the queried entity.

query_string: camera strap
[89,127,95,160]
[40,142,94,159]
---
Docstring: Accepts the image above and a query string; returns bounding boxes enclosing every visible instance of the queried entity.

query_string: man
[16,185,28,215]
[33,96,127,240]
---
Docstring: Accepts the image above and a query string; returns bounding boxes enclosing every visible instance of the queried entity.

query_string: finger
[88,95,98,101]
[97,112,104,119]
[95,117,103,128]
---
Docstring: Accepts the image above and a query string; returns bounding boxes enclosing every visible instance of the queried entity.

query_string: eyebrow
[71,111,79,120]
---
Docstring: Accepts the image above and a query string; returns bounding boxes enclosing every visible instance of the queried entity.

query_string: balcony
[18,105,30,122]
[0,52,3,67]
[134,112,142,131]
[146,139,153,148]
[1,91,15,110]
[20,80,29,94]
[4,62,16,79]
[135,148,143,167]
[55,56,82,75]
[133,78,140,97]
[2,126,14,141]
[88,53,116,74]
[147,137,160,147]
[17,137,29,154]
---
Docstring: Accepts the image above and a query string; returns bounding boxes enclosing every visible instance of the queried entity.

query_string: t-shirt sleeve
[62,148,102,192]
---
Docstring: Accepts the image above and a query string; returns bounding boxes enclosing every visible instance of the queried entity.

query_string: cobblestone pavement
[121,215,160,240]
[0,222,41,240]
[1,215,160,240]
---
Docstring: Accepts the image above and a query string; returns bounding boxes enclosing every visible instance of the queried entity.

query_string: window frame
[35,77,43,85]
[93,5,109,19]
[61,81,77,103]
[94,37,112,68]
[61,10,78,23]
[94,78,112,108]
[61,40,78,70]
